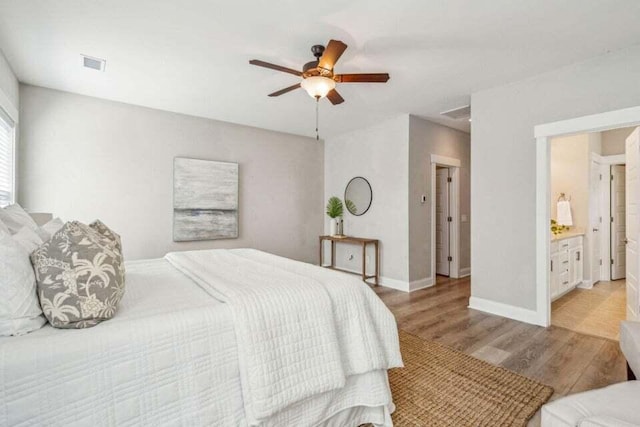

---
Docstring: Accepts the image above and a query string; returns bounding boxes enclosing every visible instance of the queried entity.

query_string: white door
[590,160,602,285]
[435,167,450,276]
[612,165,626,280]
[625,128,640,320]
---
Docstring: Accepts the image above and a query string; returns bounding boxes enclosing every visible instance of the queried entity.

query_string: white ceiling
[1,0,640,138]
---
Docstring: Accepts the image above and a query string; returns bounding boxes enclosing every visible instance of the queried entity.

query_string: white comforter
[165,249,403,424]
[1,250,402,427]
[0,258,246,426]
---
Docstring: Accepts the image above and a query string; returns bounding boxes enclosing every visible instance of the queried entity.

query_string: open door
[590,159,602,285]
[435,167,450,276]
[626,127,640,320]
[611,165,626,280]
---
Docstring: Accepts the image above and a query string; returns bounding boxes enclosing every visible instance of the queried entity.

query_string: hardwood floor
[374,275,627,425]
[552,280,626,340]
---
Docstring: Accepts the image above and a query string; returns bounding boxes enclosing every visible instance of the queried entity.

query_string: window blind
[0,107,15,207]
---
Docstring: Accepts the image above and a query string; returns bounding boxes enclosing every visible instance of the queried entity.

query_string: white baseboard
[379,276,435,293]
[325,266,434,294]
[379,276,410,292]
[409,277,435,292]
[577,280,593,289]
[468,296,544,326]
[459,267,471,278]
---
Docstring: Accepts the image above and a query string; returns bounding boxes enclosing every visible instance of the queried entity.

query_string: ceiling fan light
[300,76,336,99]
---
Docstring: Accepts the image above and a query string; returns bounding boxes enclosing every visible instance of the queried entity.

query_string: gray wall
[324,114,471,289]
[324,115,409,284]
[409,116,471,282]
[18,85,324,262]
[471,44,640,311]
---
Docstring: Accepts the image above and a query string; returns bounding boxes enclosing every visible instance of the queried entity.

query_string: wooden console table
[319,235,379,285]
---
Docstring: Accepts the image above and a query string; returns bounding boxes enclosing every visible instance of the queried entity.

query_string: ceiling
[1,0,640,139]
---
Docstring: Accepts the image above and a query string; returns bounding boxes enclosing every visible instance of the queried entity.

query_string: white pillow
[12,226,44,254]
[0,218,9,235]
[0,204,39,234]
[0,230,46,336]
[39,217,65,241]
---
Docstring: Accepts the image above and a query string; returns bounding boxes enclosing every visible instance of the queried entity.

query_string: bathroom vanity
[550,232,584,301]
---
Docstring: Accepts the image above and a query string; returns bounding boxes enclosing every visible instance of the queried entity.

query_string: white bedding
[0,258,245,426]
[166,249,402,424]
[0,251,400,426]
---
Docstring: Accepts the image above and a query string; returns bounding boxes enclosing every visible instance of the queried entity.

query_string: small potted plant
[551,219,568,236]
[326,196,344,236]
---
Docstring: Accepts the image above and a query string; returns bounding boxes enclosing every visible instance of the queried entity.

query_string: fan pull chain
[315,96,320,141]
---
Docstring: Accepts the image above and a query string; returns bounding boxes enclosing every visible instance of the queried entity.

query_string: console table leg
[362,242,367,281]
[375,241,379,286]
[331,241,336,267]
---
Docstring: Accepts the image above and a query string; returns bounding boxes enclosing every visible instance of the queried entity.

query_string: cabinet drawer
[558,240,571,251]
[559,272,570,289]
[568,236,583,249]
[558,251,570,264]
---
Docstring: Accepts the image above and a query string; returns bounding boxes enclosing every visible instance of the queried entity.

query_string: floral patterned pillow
[89,219,122,254]
[30,221,125,329]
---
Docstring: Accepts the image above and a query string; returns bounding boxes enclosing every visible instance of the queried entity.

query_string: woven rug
[387,330,553,427]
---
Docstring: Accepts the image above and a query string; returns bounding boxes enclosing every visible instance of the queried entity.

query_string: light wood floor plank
[373,275,627,407]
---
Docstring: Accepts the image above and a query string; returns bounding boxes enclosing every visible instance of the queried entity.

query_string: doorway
[535,106,640,328]
[435,166,451,277]
[430,154,461,279]
[548,132,629,340]
[611,165,626,281]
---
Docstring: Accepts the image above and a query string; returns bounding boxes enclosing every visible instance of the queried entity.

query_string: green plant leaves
[326,196,344,218]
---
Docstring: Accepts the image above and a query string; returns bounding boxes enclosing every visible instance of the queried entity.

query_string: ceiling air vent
[81,54,106,71]
[440,105,471,121]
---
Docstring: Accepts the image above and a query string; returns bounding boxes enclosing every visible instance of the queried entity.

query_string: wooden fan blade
[268,83,301,97]
[326,89,344,105]
[318,40,347,71]
[249,60,302,77]
[335,73,390,83]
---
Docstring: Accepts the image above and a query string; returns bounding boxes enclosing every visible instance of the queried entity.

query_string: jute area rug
[386,330,553,426]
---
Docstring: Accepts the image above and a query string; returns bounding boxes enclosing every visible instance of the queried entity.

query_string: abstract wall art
[173,157,238,241]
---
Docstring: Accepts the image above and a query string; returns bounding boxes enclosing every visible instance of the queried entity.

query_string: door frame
[535,106,640,327]
[430,154,461,279]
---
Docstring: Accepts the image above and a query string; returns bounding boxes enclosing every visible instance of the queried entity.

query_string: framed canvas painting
[173,157,238,241]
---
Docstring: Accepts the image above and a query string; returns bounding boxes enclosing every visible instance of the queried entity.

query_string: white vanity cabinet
[550,235,584,301]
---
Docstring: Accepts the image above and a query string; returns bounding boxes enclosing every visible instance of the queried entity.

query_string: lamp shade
[300,76,336,99]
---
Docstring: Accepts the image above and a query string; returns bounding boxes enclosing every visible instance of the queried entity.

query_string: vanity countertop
[551,229,585,242]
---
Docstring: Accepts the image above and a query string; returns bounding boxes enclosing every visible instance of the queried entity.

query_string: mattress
[0,257,394,426]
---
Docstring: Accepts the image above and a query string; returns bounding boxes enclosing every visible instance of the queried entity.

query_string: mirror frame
[344,176,373,216]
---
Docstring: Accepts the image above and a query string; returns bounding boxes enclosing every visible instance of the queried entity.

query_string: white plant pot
[329,218,339,236]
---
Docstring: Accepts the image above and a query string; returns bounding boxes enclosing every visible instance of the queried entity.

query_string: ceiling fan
[249,39,390,105]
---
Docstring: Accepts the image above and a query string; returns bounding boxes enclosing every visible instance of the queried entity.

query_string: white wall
[471,44,640,313]
[0,48,18,117]
[409,116,471,282]
[18,85,324,262]
[324,115,409,285]
[601,127,635,156]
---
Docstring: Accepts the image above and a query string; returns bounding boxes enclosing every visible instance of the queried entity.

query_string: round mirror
[344,177,372,216]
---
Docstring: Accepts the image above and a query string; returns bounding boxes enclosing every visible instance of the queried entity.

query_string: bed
[0,249,402,426]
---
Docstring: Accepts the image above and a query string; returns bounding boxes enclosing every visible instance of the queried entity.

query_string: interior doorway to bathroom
[547,127,636,340]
